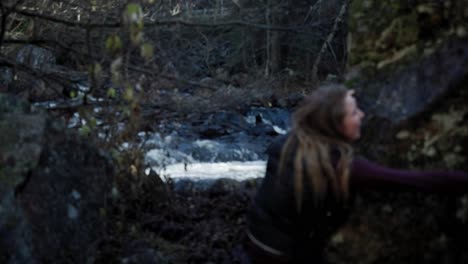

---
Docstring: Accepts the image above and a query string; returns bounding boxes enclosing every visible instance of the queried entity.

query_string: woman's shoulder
[266,133,290,156]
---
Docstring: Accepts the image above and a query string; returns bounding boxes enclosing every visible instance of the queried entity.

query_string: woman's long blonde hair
[279,84,353,212]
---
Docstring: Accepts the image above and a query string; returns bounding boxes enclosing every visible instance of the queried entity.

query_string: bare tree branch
[303,0,324,24]
[12,7,324,35]
[1,41,218,95]
[3,37,85,53]
[0,54,70,98]
[311,0,347,85]
[127,65,219,91]
[0,0,26,48]
[0,3,5,47]
[12,8,118,28]
[85,15,95,103]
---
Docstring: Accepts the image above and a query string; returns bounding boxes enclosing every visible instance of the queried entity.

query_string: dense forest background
[0,0,352,158]
[0,0,347,102]
[1,0,468,263]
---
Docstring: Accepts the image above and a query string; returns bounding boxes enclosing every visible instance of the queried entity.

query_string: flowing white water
[153,160,267,181]
[141,107,290,182]
[32,97,285,183]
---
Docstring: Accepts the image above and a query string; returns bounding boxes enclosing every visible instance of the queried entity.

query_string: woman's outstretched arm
[350,157,468,193]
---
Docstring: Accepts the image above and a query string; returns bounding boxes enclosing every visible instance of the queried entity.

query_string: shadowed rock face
[357,37,468,161]
[370,38,468,122]
[0,94,113,263]
[0,94,45,264]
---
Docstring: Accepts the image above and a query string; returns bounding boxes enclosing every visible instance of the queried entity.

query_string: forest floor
[96,177,259,264]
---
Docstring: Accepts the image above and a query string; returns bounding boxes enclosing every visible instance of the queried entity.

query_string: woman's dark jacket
[246,134,468,262]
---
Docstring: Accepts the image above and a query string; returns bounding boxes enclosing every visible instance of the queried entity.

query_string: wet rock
[0,93,113,263]
[245,107,290,136]
[196,111,250,138]
[0,67,13,89]
[143,107,289,174]
[16,45,56,70]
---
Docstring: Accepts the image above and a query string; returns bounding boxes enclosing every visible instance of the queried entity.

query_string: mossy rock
[376,14,419,51]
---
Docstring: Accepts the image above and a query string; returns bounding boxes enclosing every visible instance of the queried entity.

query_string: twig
[12,7,325,35]
[85,15,95,105]
[303,0,324,24]
[3,38,85,55]
[264,3,271,77]
[325,39,342,76]
[127,65,219,91]
[0,54,74,97]
[0,0,26,48]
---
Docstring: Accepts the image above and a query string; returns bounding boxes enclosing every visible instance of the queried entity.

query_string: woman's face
[341,90,365,141]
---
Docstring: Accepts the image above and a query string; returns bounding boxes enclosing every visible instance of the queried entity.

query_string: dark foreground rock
[0,93,113,263]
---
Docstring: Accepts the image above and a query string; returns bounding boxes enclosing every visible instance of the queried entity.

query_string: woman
[245,83,468,263]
